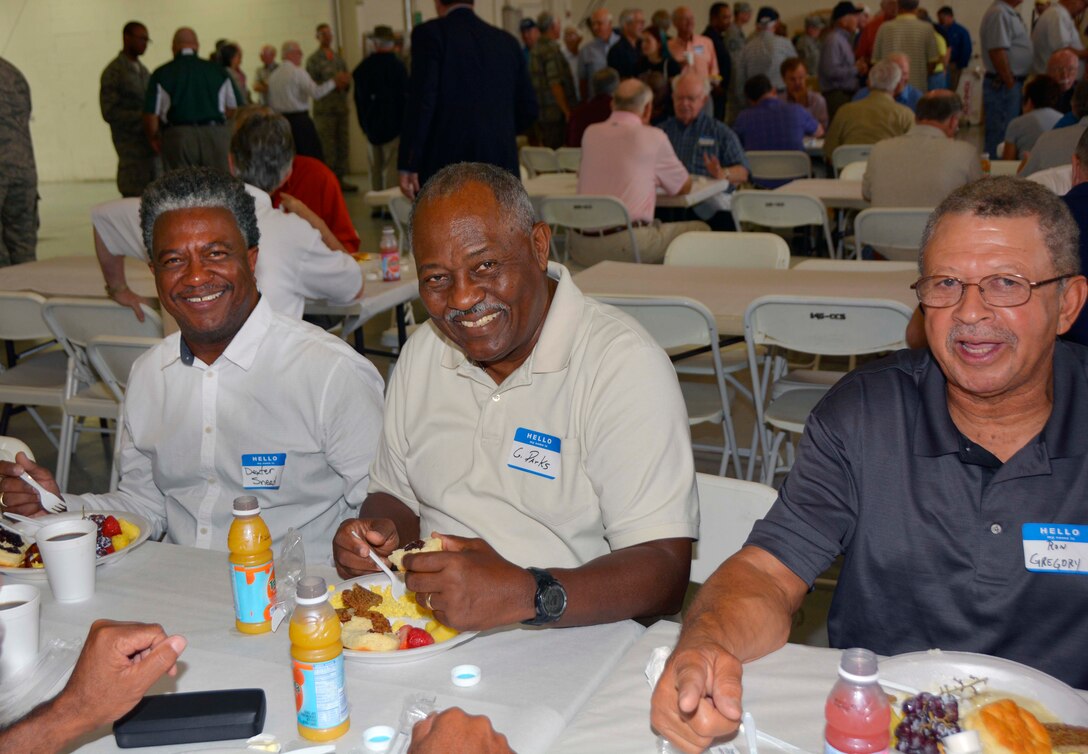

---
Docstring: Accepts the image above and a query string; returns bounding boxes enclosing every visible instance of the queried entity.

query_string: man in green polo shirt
[143,27,240,173]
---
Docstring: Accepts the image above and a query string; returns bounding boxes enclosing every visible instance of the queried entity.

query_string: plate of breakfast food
[0,511,151,578]
[881,650,1088,754]
[332,538,477,664]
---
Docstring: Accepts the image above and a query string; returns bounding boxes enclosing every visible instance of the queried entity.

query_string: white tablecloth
[5,541,644,753]
[774,179,867,210]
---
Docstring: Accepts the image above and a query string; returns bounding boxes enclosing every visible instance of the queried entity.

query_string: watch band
[522,567,567,626]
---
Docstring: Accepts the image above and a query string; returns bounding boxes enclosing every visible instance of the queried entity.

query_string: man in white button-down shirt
[0,168,384,564]
[266,40,349,161]
[333,162,698,630]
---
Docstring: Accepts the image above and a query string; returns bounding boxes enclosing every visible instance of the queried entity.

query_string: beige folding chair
[988,160,1020,177]
[519,146,561,178]
[41,298,163,492]
[744,295,912,483]
[555,147,581,173]
[596,295,741,477]
[664,231,790,269]
[86,335,161,491]
[731,191,836,258]
[853,207,933,263]
[539,195,641,263]
[690,472,778,583]
[831,144,873,176]
[837,160,867,181]
[744,150,812,188]
[0,435,35,463]
[0,292,67,448]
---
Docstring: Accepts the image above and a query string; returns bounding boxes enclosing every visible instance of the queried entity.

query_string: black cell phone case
[113,688,266,748]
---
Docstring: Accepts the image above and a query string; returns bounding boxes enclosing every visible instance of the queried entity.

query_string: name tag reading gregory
[1022,523,1088,574]
[242,453,287,490]
[507,428,560,480]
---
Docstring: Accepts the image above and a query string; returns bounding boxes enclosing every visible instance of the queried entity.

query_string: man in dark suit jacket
[397,0,538,198]
[353,25,409,195]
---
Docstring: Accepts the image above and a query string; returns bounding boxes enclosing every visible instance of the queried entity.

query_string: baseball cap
[519,18,537,32]
[756,6,780,24]
[832,1,865,20]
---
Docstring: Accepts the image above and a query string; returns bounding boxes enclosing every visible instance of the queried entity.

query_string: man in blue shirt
[733,74,821,186]
[937,6,972,92]
[852,51,922,110]
[659,72,749,230]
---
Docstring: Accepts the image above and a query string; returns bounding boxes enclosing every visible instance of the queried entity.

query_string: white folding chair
[831,144,873,176]
[745,150,812,188]
[837,160,867,181]
[387,195,413,255]
[0,435,35,463]
[792,258,918,271]
[539,195,641,263]
[0,292,67,448]
[519,146,560,178]
[595,296,742,477]
[853,207,933,263]
[1026,164,1072,195]
[555,147,582,173]
[86,335,161,491]
[690,472,778,583]
[731,191,836,258]
[664,231,790,269]
[988,160,1020,177]
[41,298,163,492]
[744,296,912,483]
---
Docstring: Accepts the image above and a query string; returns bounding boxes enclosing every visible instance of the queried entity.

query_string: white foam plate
[335,573,477,665]
[0,510,152,580]
[882,650,1088,723]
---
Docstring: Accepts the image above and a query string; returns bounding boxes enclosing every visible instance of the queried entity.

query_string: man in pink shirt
[571,79,707,267]
[669,6,721,81]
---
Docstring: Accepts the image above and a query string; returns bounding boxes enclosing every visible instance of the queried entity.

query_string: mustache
[445,302,508,322]
[945,322,1018,350]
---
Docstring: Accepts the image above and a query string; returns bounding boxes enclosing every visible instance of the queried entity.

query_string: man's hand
[399,171,421,200]
[253,80,268,94]
[334,71,351,90]
[650,639,745,753]
[703,153,725,180]
[333,518,400,579]
[58,620,187,730]
[401,534,536,631]
[108,285,154,322]
[408,708,515,754]
[0,452,56,516]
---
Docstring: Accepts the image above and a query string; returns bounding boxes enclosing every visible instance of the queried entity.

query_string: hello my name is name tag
[507,428,560,480]
[241,453,287,490]
[1022,523,1087,575]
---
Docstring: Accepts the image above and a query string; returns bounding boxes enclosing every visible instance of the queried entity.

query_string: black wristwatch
[522,567,567,625]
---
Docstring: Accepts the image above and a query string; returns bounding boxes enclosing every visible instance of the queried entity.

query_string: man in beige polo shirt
[333,162,699,631]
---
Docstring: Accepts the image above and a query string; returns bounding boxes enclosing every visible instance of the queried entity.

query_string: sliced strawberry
[100,515,122,537]
[406,627,435,648]
[396,625,411,650]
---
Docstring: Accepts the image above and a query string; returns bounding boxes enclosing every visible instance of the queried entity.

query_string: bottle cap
[837,647,879,683]
[382,225,395,234]
[363,725,396,752]
[295,576,328,603]
[942,731,982,754]
[451,664,481,687]
[232,495,260,516]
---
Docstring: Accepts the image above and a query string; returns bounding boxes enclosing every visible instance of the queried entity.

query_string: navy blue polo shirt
[747,344,1088,688]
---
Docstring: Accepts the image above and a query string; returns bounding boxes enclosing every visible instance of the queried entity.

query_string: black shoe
[340,182,359,193]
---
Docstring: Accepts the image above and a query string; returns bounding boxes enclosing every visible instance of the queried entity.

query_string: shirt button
[204,426,212,433]
[990,523,1003,535]
[207,477,216,484]
[200,527,208,534]
[206,372,214,379]
[492,394,501,402]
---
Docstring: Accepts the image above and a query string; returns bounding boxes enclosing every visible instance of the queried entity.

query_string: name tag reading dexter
[507,428,560,480]
[241,453,287,490]
[1022,523,1088,575]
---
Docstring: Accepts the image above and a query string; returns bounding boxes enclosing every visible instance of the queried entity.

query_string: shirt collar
[908,124,947,139]
[164,296,272,371]
[607,110,645,127]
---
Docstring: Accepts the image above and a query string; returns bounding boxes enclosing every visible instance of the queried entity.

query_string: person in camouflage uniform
[530,12,576,149]
[0,57,37,267]
[307,24,355,192]
[100,21,158,198]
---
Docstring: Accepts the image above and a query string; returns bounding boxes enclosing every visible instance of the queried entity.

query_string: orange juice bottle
[290,576,350,741]
[228,496,275,634]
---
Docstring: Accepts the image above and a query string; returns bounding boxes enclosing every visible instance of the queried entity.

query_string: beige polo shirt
[369,263,699,569]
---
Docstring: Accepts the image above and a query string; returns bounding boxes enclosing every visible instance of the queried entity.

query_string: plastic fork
[19,473,67,513]
[351,530,407,600]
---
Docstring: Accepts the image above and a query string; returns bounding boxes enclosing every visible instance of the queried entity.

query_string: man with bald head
[143,27,240,172]
[668,6,720,82]
[574,78,707,266]
[333,162,698,632]
[578,8,619,99]
[1048,49,1079,117]
[267,40,349,161]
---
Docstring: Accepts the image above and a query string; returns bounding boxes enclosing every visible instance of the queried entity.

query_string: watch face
[540,584,567,618]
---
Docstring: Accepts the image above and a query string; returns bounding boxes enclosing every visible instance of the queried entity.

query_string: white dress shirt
[67,297,385,564]
[266,60,335,113]
[91,185,362,320]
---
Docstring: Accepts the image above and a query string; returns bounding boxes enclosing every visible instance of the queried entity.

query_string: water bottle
[380,226,400,281]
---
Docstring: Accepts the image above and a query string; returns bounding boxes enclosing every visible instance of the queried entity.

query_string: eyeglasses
[911,273,1072,308]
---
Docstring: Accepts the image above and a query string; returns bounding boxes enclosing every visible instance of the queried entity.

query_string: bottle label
[825,745,889,754]
[294,655,349,730]
[381,251,400,281]
[230,559,276,624]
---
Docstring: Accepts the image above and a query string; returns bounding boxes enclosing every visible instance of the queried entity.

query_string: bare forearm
[95,229,129,292]
[361,491,421,543]
[988,48,1013,87]
[678,546,805,664]
[0,691,94,754]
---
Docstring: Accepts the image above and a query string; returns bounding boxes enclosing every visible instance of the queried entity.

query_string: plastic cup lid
[451,664,481,687]
[363,725,396,752]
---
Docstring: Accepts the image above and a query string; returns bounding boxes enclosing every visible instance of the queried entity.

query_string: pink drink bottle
[825,648,891,754]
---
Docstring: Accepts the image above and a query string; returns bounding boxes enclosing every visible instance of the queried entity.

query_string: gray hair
[230,108,295,192]
[613,79,653,113]
[672,71,713,96]
[410,162,535,241]
[919,176,1080,276]
[591,66,621,97]
[868,59,902,93]
[140,167,259,254]
[281,40,301,57]
[619,8,639,26]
